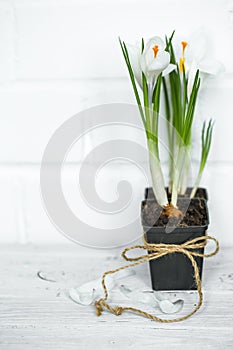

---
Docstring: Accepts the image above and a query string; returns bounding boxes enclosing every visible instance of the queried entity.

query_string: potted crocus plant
[119,32,216,290]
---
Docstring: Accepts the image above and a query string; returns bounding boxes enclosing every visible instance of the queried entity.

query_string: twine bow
[94,234,219,323]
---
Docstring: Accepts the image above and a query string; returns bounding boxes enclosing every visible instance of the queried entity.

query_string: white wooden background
[0,244,233,349]
[0,0,233,246]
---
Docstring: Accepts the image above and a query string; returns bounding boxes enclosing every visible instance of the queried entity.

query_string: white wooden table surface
[0,244,233,350]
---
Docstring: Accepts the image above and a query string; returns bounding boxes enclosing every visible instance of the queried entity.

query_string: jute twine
[94,234,219,322]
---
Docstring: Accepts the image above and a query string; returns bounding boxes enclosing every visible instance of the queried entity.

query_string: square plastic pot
[141,198,209,290]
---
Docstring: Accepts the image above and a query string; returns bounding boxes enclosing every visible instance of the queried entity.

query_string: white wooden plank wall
[0,0,233,245]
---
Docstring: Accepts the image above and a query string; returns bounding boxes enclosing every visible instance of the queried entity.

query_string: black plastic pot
[144,187,208,201]
[141,198,209,290]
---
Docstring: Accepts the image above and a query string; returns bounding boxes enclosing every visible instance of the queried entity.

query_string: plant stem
[148,139,168,207]
[179,146,190,194]
[171,144,185,206]
[190,171,202,198]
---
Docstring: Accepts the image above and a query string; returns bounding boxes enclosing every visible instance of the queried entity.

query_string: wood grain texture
[0,244,233,350]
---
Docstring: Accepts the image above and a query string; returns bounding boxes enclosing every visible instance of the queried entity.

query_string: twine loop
[94,234,219,323]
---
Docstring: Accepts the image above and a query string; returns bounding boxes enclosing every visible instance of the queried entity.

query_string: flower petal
[162,63,176,76]
[187,61,198,98]
[69,287,95,306]
[187,29,210,62]
[120,285,184,314]
[198,59,224,75]
[158,299,184,314]
[145,36,166,52]
[126,43,142,87]
[69,275,115,305]
[119,285,158,307]
[147,51,170,72]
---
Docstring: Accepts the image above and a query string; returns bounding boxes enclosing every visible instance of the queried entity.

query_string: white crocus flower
[176,30,224,97]
[141,37,171,89]
[127,37,175,101]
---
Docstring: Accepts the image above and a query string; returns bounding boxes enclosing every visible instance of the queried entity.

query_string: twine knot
[114,306,123,316]
[94,299,104,316]
[94,299,123,316]
[94,234,219,323]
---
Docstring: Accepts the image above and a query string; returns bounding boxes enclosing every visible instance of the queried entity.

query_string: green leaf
[191,119,214,198]
[183,70,200,144]
[200,119,214,172]
[119,37,146,127]
[165,30,175,53]
[142,71,150,128]
[162,77,171,122]
[151,73,162,154]
[182,67,187,120]
[141,38,144,53]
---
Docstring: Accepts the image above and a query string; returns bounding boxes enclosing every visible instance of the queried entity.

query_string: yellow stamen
[152,45,159,58]
[179,57,185,72]
[179,41,188,72]
[181,41,188,54]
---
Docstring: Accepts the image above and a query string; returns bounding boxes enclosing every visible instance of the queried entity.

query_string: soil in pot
[141,198,209,291]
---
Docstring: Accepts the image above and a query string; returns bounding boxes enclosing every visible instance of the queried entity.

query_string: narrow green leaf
[165,30,175,53]
[141,38,144,53]
[119,37,146,127]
